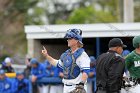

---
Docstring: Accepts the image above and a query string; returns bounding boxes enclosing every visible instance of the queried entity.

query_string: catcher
[42,29,90,93]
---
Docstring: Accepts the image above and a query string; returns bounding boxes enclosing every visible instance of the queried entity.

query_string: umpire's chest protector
[60,48,84,79]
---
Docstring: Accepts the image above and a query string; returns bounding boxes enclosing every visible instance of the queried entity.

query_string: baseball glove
[70,84,86,93]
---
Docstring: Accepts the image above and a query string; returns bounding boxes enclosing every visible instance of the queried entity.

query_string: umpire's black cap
[108,38,127,48]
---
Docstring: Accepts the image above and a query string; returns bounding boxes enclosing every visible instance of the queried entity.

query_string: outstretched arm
[42,46,58,66]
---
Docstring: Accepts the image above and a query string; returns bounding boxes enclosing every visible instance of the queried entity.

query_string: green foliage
[25,7,45,25]
[0,0,39,57]
[93,9,117,23]
[56,6,117,24]
[6,0,43,25]
[134,5,140,22]
[67,6,95,24]
[14,0,38,11]
[0,55,9,63]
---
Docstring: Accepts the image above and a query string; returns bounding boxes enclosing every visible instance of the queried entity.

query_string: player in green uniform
[125,35,140,82]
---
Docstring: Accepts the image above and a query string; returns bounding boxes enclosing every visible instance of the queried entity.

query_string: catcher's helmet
[133,35,140,48]
[64,29,83,44]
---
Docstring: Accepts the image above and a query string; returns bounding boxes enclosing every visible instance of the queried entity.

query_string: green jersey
[125,50,140,78]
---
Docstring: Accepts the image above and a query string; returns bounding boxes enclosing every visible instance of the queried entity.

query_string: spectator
[1,57,14,73]
[122,49,130,58]
[24,57,31,79]
[30,58,50,93]
[44,60,64,93]
[13,71,30,93]
[121,50,131,81]
[87,56,96,93]
[0,69,13,93]
[24,57,39,93]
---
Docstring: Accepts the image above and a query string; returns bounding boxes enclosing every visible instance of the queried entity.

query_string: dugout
[24,23,140,61]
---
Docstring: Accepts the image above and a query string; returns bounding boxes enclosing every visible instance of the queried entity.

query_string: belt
[65,84,77,86]
[65,84,73,86]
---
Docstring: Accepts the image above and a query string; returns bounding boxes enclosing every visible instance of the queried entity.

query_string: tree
[134,0,140,22]
[96,0,122,22]
[56,6,117,24]
[0,0,39,57]
[43,0,94,24]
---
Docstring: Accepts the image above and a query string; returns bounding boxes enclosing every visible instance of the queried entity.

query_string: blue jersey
[43,60,61,77]
[90,67,96,76]
[88,66,96,82]
[31,63,49,79]
[50,66,58,77]
[0,77,13,93]
[50,66,63,77]
[13,78,30,93]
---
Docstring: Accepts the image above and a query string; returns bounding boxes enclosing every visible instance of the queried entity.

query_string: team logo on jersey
[134,61,140,67]
[66,60,69,63]
[5,83,10,89]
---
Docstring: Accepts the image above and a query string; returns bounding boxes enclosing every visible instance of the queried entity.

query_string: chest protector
[60,48,84,79]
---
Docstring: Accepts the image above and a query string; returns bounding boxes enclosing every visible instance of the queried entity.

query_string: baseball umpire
[96,38,126,93]
[42,29,90,93]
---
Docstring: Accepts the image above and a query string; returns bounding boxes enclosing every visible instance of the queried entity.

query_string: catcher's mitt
[70,84,86,93]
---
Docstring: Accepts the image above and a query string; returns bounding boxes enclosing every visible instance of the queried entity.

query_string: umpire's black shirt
[96,50,125,93]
